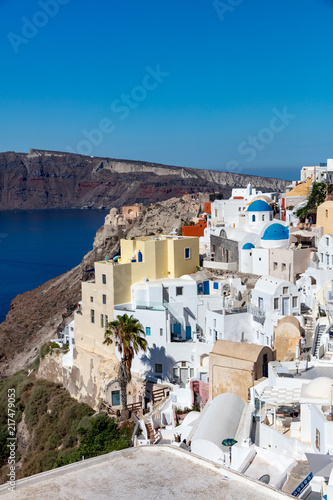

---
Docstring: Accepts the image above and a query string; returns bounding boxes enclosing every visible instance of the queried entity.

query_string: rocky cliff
[0,195,204,377]
[0,149,288,210]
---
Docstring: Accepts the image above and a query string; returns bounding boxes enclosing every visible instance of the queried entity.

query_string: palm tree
[104,314,147,411]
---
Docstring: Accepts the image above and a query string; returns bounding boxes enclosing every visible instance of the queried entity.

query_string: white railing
[247,304,266,318]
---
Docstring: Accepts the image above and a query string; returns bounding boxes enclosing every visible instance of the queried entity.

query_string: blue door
[186,326,191,340]
[174,323,181,336]
[203,280,210,295]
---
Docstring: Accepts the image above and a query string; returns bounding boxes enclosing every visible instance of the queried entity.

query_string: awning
[305,453,333,479]
[260,386,301,405]
[291,230,313,238]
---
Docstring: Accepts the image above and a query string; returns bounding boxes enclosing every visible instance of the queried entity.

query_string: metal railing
[247,303,266,318]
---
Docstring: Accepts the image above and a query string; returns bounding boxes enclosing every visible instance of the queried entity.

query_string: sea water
[0,209,108,323]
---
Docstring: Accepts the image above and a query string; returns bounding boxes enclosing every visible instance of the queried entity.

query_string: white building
[248,276,302,347]
[113,275,244,385]
[206,200,290,274]
[317,234,333,270]
[300,159,333,184]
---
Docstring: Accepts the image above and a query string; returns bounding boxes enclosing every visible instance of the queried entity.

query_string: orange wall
[182,223,206,237]
[204,202,211,215]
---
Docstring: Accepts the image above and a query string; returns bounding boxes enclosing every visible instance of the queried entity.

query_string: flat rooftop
[0,446,291,499]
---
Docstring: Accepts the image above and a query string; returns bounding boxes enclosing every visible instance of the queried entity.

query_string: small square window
[327,238,330,246]
[102,274,106,284]
[274,298,279,310]
[282,263,286,271]
[292,297,298,308]
[326,210,329,219]
[146,327,151,336]
[90,296,93,303]
[283,286,288,294]
[213,282,219,290]
[176,287,183,296]
[155,363,162,374]
[102,294,106,304]
[160,328,163,336]
[273,262,278,271]
[185,247,191,259]
[181,361,186,368]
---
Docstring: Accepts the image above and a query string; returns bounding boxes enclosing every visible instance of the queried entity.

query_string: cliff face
[0,149,288,210]
[0,195,203,377]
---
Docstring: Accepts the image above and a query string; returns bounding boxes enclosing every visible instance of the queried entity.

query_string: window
[155,363,162,374]
[214,319,216,328]
[176,287,183,296]
[292,297,298,308]
[212,244,216,253]
[316,428,320,451]
[190,368,194,378]
[90,296,93,303]
[273,262,278,271]
[111,390,120,406]
[185,247,191,259]
[321,253,324,262]
[259,257,262,262]
[72,338,75,345]
[327,254,330,266]
[270,214,273,221]
[181,361,186,368]
[252,215,256,222]
[90,309,95,324]
[274,298,279,310]
[102,294,106,304]
[160,328,163,336]
[101,314,104,328]
[282,263,286,272]
[213,282,219,290]
[105,315,108,325]
[146,327,151,336]
[102,274,106,284]
[327,238,330,246]
[258,297,263,309]
[283,286,288,294]
[262,215,265,221]
[326,210,329,219]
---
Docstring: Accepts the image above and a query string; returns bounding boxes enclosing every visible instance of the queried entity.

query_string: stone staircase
[145,422,160,444]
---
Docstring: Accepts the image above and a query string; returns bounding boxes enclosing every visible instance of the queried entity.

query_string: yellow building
[317,201,333,235]
[72,235,199,407]
[75,235,199,357]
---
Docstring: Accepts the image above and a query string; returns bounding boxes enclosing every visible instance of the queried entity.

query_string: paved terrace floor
[0,446,292,500]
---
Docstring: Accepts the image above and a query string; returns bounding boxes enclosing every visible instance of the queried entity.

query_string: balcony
[247,303,266,321]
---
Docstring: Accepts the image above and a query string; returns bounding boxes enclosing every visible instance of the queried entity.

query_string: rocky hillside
[0,196,204,377]
[0,149,288,210]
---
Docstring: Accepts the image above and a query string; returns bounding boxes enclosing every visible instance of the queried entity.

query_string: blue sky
[1,0,333,180]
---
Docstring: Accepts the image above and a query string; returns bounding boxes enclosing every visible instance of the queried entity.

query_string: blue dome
[247,200,272,212]
[262,223,289,240]
[242,242,255,250]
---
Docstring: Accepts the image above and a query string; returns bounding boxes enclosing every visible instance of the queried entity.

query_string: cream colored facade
[209,340,275,402]
[317,201,333,235]
[72,235,199,407]
[75,235,199,358]
[273,316,301,361]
